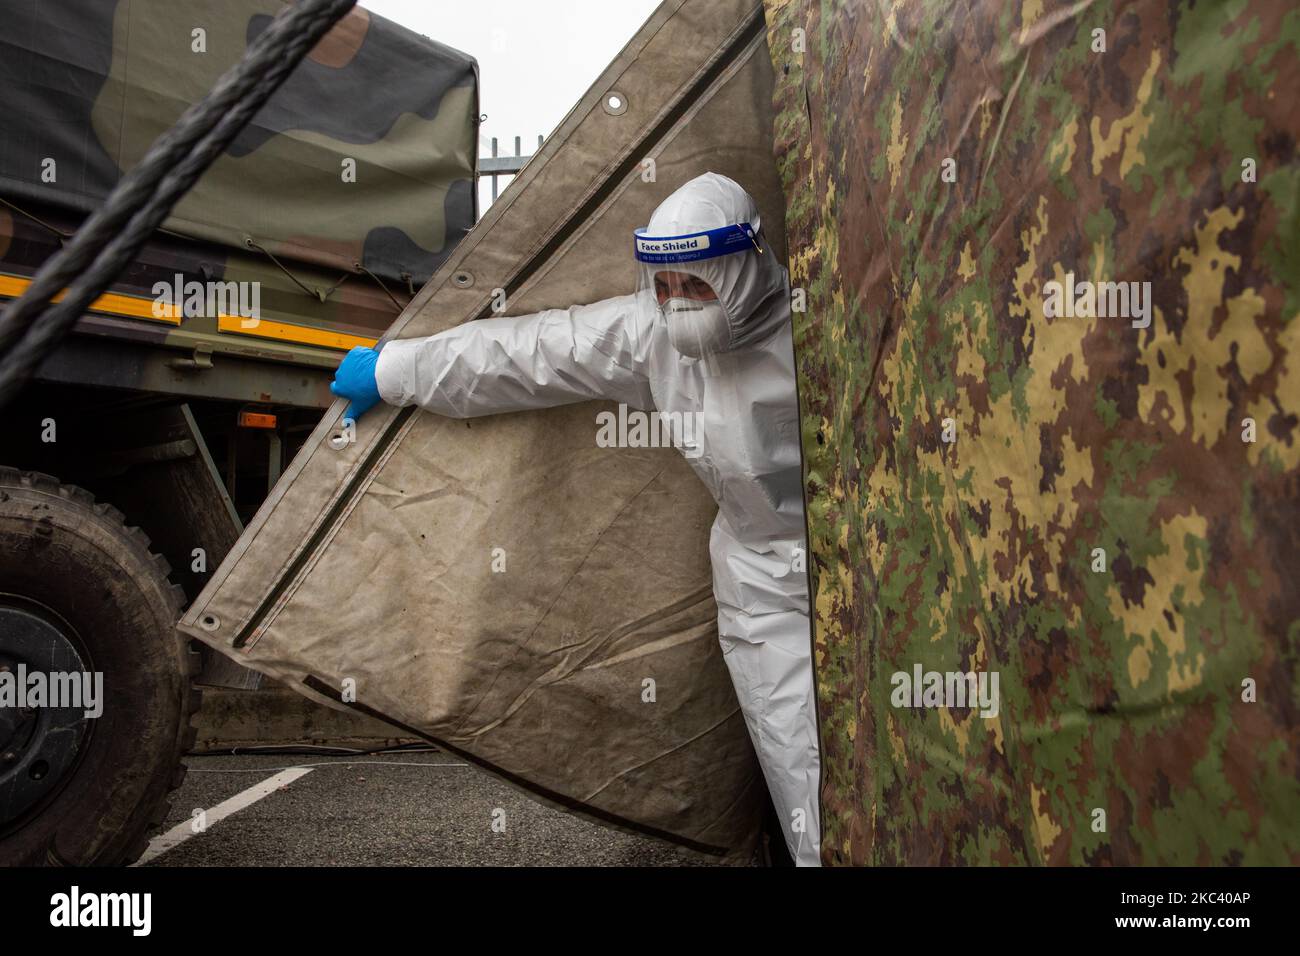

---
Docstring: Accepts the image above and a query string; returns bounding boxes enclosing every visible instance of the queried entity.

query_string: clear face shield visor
[631,221,762,374]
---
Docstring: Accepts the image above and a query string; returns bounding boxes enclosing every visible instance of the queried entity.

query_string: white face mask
[662,297,731,358]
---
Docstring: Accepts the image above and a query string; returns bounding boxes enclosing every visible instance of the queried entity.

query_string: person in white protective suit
[331,172,822,865]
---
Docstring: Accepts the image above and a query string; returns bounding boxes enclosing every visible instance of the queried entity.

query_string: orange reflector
[238,411,278,429]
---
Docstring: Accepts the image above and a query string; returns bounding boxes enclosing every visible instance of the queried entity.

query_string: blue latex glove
[330,346,382,422]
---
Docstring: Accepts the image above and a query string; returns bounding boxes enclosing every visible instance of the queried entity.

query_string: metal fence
[478,134,544,202]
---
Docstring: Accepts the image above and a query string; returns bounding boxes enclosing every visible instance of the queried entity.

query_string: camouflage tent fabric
[0,0,477,284]
[763,0,1299,864]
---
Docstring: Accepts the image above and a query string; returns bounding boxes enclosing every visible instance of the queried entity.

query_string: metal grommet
[451,270,475,289]
[198,613,221,632]
[603,91,628,115]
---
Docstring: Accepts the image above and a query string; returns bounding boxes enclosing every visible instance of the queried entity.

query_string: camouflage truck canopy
[1,1,478,399]
[764,0,1299,863]
[0,0,477,286]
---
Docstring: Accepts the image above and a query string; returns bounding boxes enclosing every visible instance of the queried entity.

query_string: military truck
[0,1,477,865]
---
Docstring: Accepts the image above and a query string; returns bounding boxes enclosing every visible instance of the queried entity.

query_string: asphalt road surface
[140,751,717,866]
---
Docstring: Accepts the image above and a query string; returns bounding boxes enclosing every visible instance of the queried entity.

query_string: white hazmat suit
[374,173,822,865]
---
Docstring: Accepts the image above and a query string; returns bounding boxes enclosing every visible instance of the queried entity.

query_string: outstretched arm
[372,293,656,419]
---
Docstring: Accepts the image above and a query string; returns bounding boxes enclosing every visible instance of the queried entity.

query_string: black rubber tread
[0,467,201,865]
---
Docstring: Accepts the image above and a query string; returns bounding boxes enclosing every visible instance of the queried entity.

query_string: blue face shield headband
[633,222,760,264]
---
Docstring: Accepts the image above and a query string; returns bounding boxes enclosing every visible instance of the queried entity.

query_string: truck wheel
[0,467,200,865]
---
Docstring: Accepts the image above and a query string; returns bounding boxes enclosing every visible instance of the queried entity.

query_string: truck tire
[0,467,200,865]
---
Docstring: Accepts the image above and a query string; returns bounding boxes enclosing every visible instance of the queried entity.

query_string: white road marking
[133,767,314,866]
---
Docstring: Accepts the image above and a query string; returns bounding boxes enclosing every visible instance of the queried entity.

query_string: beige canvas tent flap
[179,0,787,860]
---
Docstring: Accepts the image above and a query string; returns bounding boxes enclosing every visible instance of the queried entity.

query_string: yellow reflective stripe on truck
[216,314,377,351]
[0,272,378,350]
[0,272,181,324]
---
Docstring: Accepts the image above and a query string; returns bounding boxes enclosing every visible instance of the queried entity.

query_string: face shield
[632,220,763,375]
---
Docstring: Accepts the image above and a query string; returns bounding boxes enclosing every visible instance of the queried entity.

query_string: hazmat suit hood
[637,172,790,355]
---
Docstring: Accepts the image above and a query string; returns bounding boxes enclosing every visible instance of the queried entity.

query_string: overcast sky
[363,0,662,208]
